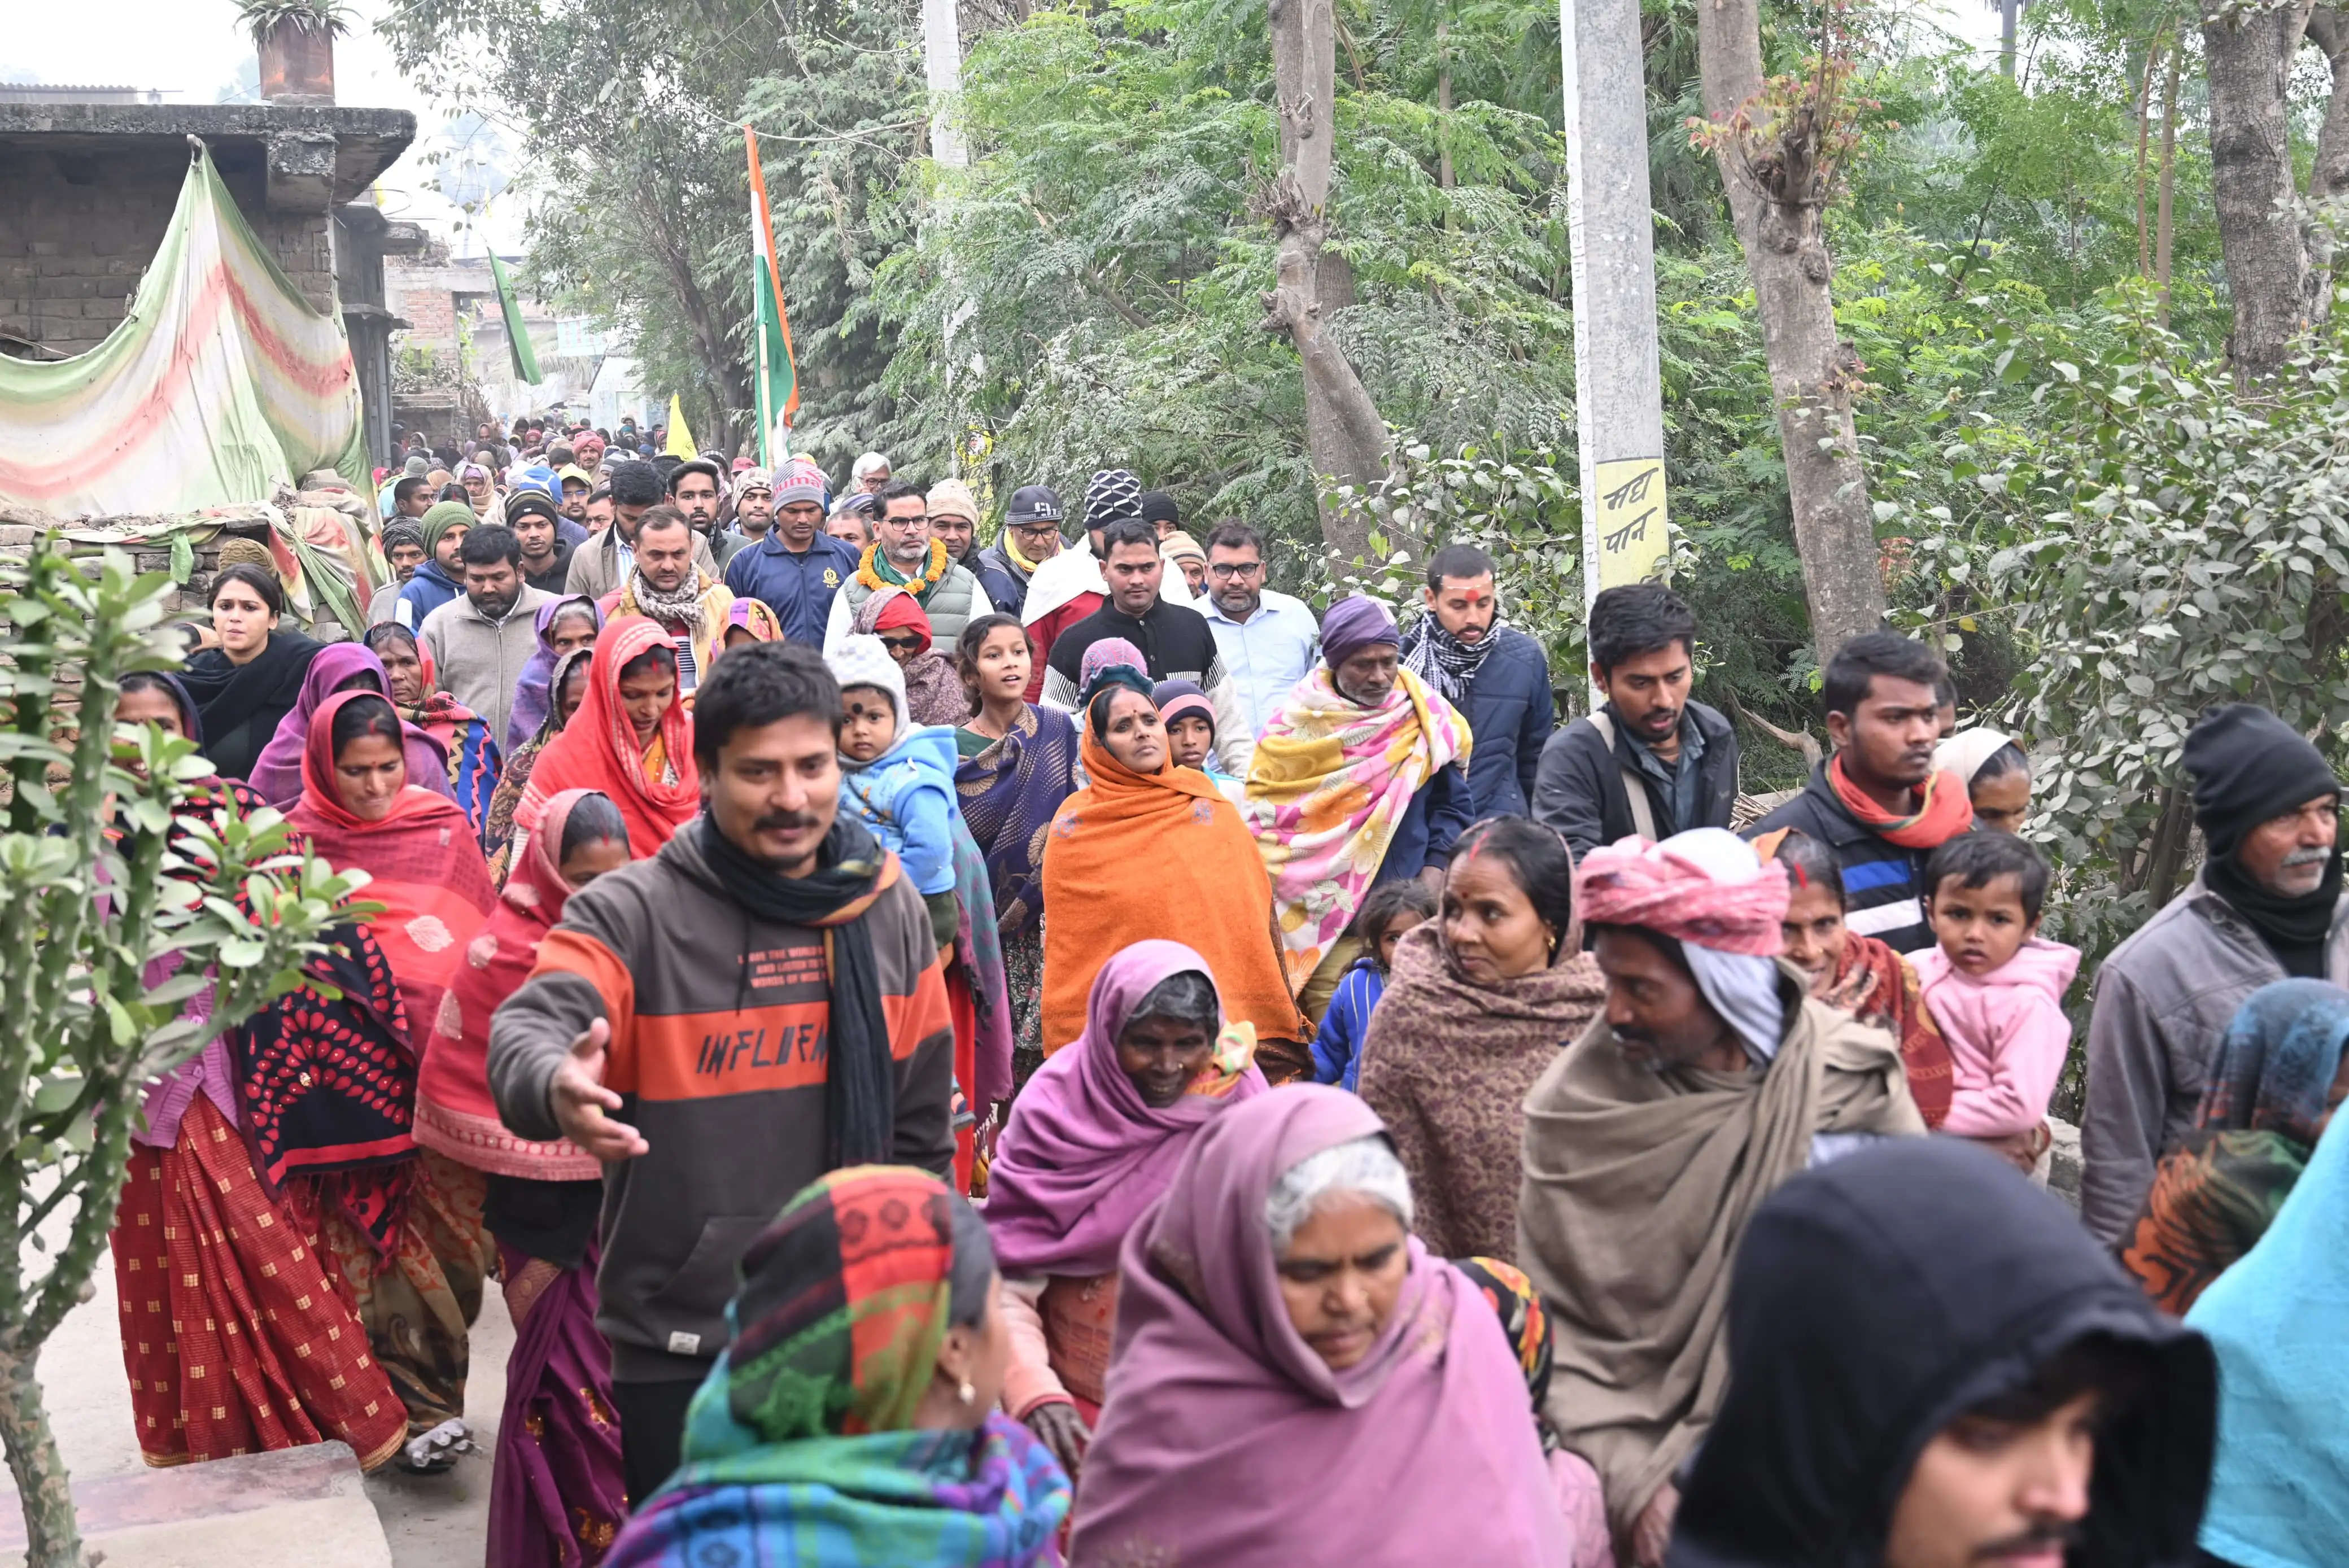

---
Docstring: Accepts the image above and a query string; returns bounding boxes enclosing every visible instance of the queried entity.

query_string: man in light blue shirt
[1199,521,1320,771]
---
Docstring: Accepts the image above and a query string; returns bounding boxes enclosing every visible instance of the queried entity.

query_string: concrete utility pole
[922,0,967,170]
[1560,0,1671,634]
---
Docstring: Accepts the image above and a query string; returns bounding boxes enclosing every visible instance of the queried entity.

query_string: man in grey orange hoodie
[489,640,955,1500]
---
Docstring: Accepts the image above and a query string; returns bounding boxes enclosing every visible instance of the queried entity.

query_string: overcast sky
[8,0,2009,255]
[5,0,526,251]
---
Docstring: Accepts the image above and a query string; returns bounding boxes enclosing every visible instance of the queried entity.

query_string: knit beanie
[827,633,908,731]
[420,500,475,552]
[379,521,425,557]
[2185,703,2342,859]
[927,478,981,525]
[1153,678,1216,740]
[1084,470,1144,534]
[1160,530,1205,566]
[774,457,828,508]
[1138,490,1179,528]
[216,537,277,575]
[1320,595,1401,671]
[403,454,430,477]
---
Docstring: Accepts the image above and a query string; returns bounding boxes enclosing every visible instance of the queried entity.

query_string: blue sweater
[839,726,960,896]
[1311,959,1387,1092]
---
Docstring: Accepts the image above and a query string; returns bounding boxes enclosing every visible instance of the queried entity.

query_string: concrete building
[0,98,416,461]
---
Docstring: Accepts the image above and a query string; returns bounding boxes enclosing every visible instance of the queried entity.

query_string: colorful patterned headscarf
[608,1166,1071,1567]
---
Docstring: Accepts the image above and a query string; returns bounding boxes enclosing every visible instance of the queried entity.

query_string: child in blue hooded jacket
[828,633,962,946]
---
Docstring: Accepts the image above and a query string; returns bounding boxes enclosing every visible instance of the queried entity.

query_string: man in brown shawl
[1519,827,1924,1567]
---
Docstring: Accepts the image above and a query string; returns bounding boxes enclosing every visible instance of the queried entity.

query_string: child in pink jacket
[1913,832,2081,1174]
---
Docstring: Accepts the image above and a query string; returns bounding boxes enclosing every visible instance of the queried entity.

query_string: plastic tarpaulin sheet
[0,145,367,517]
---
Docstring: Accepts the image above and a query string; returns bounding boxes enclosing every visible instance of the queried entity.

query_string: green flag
[489,252,543,385]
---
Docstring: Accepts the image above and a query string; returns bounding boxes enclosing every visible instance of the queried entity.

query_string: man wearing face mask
[2079,702,2349,1243]
[420,523,554,741]
[1518,829,1925,1568]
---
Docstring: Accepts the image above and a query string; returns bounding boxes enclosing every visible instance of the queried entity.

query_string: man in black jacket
[1534,584,1739,859]
[1743,630,1961,954]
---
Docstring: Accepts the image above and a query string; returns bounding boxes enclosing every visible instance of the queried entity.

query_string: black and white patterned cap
[1083,469,1144,532]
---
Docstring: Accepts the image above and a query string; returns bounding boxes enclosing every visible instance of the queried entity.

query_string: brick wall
[0,142,336,359]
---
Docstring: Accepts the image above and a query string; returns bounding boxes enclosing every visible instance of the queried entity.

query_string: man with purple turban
[1243,594,1476,1027]
[1517,827,1925,1568]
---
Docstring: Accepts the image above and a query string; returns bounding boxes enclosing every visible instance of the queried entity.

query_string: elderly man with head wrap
[1517,827,1924,1568]
[2080,702,2349,1243]
[1246,595,1476,1029]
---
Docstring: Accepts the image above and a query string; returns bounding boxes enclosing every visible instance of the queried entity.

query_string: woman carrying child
[1762,829,1957,1128]
[828,634,1015,1193]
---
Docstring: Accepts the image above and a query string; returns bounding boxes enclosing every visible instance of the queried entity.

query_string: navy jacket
[723,531,863,647]
[1744,763,1937,954]
[1379,761,1475,884]
[966,545,1028,622]
[1453,627,1554,819]
[395,557,464,629]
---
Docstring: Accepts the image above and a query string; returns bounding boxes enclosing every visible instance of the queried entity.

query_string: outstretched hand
[547,1018,648,1160]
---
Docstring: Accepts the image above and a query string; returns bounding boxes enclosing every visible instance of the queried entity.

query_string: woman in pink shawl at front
[984,939,1265,1482]
[1071,1085,1571,1564]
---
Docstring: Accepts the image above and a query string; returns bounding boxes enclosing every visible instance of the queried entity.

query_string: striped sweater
[1744,763,1946,954]
[488,821,954,1383]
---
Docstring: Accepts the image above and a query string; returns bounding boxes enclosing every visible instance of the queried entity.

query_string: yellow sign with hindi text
[1592,457,1669,589]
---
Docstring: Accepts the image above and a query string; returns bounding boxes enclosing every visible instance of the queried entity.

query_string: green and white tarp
[0,145,367,517]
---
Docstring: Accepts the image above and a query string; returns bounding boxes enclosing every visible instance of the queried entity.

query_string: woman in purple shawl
[1069,1086,1572,1564]
[246,641,453,810]
[952,613,1083,1091]
[503,596,604,757]
[985,940,1265,1480]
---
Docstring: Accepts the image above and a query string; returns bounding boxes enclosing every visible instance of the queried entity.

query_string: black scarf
[2207,848,2343,979]
[695,813,896,1165]
[177,628,324,783]
[1401,616,1500,704]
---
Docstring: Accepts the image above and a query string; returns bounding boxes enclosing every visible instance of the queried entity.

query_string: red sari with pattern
[106,735,409,1472]
[282,691,501,1431]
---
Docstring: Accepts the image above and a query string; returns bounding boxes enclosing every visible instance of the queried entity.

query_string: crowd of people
[108,413,2349,1567]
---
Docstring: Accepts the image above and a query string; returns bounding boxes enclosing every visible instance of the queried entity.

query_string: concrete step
[0,1440,392,1567]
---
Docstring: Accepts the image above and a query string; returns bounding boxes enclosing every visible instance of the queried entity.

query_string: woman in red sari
[106,673,409,1473]
[283,690,501,1470]
[514,614,698,866]
[420,786,631,1564]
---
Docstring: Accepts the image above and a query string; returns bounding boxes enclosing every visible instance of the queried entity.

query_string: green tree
[0,553,369,1568]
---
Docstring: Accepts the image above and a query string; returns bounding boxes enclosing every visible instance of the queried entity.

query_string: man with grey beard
[2080,702,2349,1243]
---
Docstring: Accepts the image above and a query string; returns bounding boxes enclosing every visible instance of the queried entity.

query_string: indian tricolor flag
[745,128,800,466]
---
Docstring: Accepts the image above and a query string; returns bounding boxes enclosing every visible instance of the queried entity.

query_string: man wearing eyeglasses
[820,478,993,654]
[1199,522,1320,775]
[972,483,1066,621]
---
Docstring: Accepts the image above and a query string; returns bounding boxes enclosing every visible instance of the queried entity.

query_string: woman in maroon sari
[419,787,631,1565]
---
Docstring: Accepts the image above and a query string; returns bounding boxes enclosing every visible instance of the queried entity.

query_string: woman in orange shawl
[1039,646,1303,1064]
[515,613,700,865]
[284,690,501,1469]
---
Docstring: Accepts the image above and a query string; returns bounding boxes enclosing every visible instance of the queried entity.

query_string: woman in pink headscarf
[984,940,1265,1482]
[1071,1086,1570,1563]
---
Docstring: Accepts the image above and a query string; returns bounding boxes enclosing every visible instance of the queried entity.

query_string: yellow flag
[663,394,697,460]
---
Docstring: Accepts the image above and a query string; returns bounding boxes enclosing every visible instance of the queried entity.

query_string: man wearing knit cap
[926,478,1021,615]
[976,483,1063,619]
[1518,828,1924,1565]
[1246,595,1474,1016]
[711,466,771,573]
[366,519,429,625]
[2080,702,2349,1242]
[725,456,861,647]
[1159,529,1207,596]
[1138,489,1181,541]
[395,499,476,629]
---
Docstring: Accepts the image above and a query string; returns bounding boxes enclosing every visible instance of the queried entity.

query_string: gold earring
[957,1378,976,1405]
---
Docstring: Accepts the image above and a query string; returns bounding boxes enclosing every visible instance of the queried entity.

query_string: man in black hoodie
[1667,1139,2215,1568]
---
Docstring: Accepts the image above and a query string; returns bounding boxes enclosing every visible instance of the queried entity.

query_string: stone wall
[0,141,334,359]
